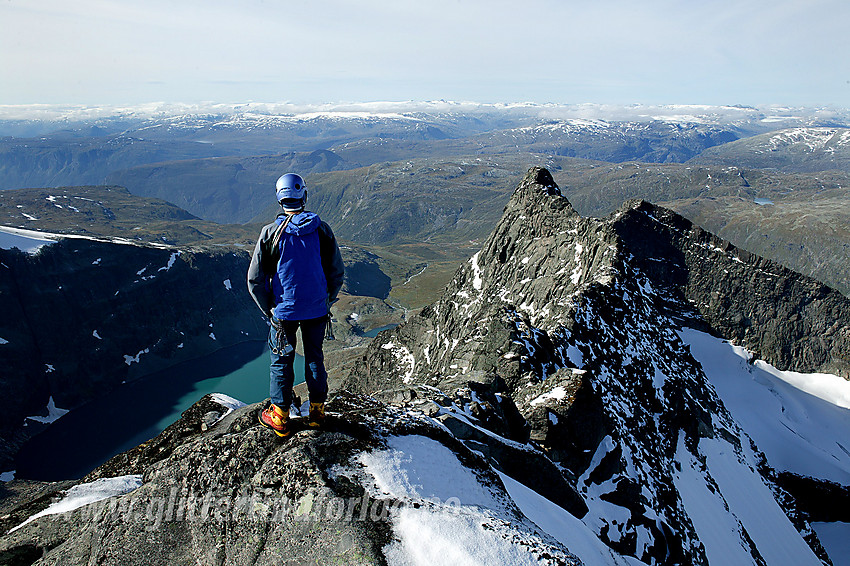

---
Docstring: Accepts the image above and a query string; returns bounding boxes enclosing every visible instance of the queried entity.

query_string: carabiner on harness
[325,312,335,341]
[269,317,294,356]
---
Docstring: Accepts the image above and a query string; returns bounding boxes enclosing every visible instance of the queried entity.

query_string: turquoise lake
[14,323,400,481]
[15,341,304,480]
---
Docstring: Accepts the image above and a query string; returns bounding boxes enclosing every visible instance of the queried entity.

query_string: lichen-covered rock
[0,392,586,566]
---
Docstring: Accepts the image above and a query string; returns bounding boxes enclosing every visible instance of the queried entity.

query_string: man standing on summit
[247,173,344,438]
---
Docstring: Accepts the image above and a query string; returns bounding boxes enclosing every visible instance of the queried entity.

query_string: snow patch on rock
[210,393,247,413]
[8,475,143,534]
[158,251,180,272]
[530,387,568,406]
[470,252,483,291]
[123,348,150,366]
[26,396,70,424]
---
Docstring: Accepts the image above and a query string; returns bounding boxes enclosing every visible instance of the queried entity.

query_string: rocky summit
[2,167,849,565]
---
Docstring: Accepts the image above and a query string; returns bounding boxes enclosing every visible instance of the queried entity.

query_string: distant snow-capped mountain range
[1,101,847,130]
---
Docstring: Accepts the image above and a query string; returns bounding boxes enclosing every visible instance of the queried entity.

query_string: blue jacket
[247,211,345,321]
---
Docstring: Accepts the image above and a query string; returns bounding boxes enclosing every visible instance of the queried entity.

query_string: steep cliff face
[343,167,850,564]
[0,239,267,469]
[612,200,850,378]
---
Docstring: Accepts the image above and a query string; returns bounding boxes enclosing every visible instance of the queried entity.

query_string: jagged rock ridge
[344,167,850,564]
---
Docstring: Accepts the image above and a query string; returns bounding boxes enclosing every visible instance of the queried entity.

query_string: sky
[1,0,849,108]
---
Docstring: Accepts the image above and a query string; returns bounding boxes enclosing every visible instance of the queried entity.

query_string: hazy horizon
[3,0,849,109]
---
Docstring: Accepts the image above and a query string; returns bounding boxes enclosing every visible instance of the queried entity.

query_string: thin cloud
[1,0,848,106]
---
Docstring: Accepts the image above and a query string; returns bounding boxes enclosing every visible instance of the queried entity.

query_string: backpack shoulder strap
[269,214,294,264]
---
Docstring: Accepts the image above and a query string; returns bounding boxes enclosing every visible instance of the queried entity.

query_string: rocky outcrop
[0,393,590,565]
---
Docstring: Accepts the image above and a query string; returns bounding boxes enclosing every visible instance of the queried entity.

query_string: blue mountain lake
[14,323,399,481]
[14,341,303,481]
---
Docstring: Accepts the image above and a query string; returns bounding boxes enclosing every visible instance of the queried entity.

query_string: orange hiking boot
[259,403,290,437]
[307,402,325,428]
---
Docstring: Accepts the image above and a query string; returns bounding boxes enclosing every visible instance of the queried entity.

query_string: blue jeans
[269,316,328,409]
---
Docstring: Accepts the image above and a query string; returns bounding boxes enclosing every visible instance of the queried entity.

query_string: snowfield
[348,432,653,565]
[0,226,56,253]
[812,521,850,565]
[343,434,582,565]
[672,433,821,565]
[0,225,172,250]
[1,101,837,129]
[680,328,850,484]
